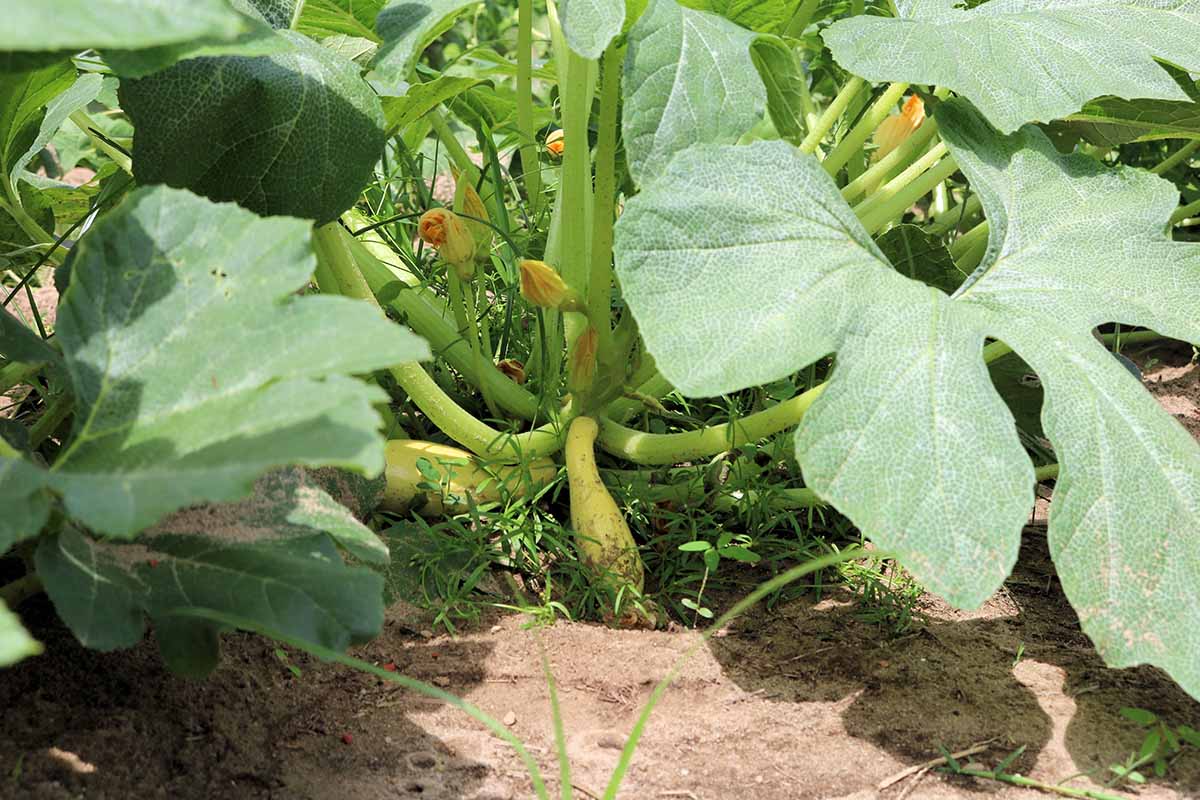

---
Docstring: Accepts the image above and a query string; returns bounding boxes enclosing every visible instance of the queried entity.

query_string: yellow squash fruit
[565,416,645,594]
[382,440,558,516]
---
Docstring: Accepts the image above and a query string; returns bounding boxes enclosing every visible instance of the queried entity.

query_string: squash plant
[1,0,1199,707]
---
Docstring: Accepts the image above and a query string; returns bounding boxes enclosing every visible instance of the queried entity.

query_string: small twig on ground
[894,766,930,800]
[878,739,997,789]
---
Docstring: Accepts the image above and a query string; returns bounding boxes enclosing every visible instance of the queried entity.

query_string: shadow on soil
[0,596,498,800]
[708,533,1200,795]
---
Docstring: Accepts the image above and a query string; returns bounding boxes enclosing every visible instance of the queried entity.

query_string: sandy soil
[1,347,1198,800]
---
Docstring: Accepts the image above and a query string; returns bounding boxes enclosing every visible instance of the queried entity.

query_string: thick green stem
[589,44,621,358]
[598,385,826,465]
[1170,196,1200,225]
[313,223,570,460]
[800,76,865,155]
[516,0,542,218]
[1151,139,1200,175]
[349,227,542,419]
[68,110,133,174]
[855,146,958,234]
[784,0,822,37]
[1,177,56,256]
[822,82,909,176]
[558,46,596,349]
[29,392,73,448]
[602,331,1166,467]
[841,119,939,203]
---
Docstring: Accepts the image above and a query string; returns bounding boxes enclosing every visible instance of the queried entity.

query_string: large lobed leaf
[561,0,627,59]
[824,0,1200,134]
[614,100,1200,698]
[121,30,386,224]
[35,468,386,676]
[0,0,247,53]
[0,185,429,541]
[622,0,765,185]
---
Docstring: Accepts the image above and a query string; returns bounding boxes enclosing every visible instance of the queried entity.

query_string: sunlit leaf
[623,0,764,185]
[615,99,1200,698]
[825,0,1200,133]
[0,599,42,667]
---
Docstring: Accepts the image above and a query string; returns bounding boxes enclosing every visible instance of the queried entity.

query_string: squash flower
[418,208,475,279]
[519,259,584,312]
[568,325,599,392]
[872,95,926,163]
[451,167,493,255]
[496,358,527,384]
[545,129,564,158]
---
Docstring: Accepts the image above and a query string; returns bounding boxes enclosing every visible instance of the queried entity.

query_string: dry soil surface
[2,346,1199,800]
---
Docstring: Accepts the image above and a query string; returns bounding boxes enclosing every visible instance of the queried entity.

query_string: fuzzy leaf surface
[121,30,386,223]
[678,0,802,33]
[622,0,764,185]
[370,0,482,85]
[0,186,428,538]
[0,0,247,53]
[561,0,626,59]
[615,100,1200,698]
[824,0,1200,133]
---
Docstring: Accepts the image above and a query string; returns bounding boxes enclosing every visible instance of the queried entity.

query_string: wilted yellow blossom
[568,326,599,393]
[496,358,527,385]
[519,259,584,312]
[872,95,926,163]
[418,208,475,278]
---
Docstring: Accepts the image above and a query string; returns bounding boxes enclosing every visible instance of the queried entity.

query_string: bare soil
[2,345,1198,800]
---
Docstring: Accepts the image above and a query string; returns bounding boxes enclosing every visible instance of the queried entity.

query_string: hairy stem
[800,76,865,155]
[823,82,909,176]
[313,222,570,460]
[589,44,622,358]
[855,145,958,234]
[516,0,542,218]
[841,119,939,203]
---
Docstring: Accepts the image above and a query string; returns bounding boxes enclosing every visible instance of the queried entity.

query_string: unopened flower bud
[545,129,564,158]
[568,326,599,393]
[452,168,493,255]
[872,95,926,163]
[418,208,475,274]
[519,259,584,312]
[496,358,527,385]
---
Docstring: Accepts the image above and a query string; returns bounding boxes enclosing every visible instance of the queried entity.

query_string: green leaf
[678,0,802,33]
[10,72,103,187]
[36,472,385,673]
[561,0,626,59]
[370,0,482,86]
[235,0,303,28]
[678,540,712,552]
[0,59,74,178]
[750,36,808,146]
[121,30,386,223]
[615,99,1200,698]
[0,306,60,367]
[824,0,1200,134]
[0,455,51,553]
[0,0,248,53]
[1120,707,1158,726]
[298,0,387,41]
[382,75,487,133]
[2,186,428,538]
[1062,97,1200,147]
[103,14,289,79]
[874,224,966,295]
[0,599,42,667]
[622,0,764,185]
